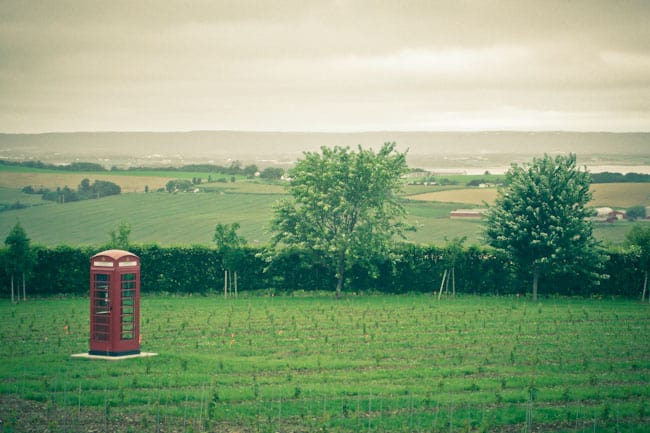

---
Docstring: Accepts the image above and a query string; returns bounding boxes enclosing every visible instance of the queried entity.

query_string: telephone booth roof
[92,249,138,260]
[91,250,140,268]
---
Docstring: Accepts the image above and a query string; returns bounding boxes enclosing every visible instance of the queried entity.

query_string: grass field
[0,187,640,247]
[0,168,174,193]
[0,165,285,194]
[407,183,650,208]
[0,187,280,246]
[0,294,649,432]
[0,163,647,247]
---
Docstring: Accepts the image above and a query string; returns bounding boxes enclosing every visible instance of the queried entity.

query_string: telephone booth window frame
[92,273,111,341]
[120,273,136,340]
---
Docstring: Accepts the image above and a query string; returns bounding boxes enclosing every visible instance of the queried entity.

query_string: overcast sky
[1,0,650,133]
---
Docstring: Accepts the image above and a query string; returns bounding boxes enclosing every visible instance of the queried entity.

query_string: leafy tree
[626,205,646,221]
[484,154,604,301]
[166,179,193,192]
[109,221,131,250]
[243,164,259,177]
[271,142,410,298]
[79,178,91,193]
[40,179,120,201]
[65,162,106,171]
[4,221,34,302]
[260,167,285,180]
[625,224,650,302]
[42,186,79,203]
[89,180,120,197]
[228,160,242,174]
[214,222,247,297]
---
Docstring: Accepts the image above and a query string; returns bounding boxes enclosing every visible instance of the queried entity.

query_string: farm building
[591,207,627,223]
[595,207,614,217]
[450,209,487,219]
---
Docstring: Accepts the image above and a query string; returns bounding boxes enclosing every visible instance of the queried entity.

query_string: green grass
[1,294,649,432]
[0,190,282,246]
[402,200,485,245]
[0,162,641,247]
[0,187,635,247]
[0,186,49,205]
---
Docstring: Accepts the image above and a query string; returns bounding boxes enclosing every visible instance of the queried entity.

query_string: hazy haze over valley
[0,131,648,174]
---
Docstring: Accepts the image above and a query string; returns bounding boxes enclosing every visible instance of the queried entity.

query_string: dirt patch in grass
[408,188,497,205]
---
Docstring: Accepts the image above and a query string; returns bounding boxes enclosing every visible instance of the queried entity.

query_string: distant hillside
[0,131,648,172]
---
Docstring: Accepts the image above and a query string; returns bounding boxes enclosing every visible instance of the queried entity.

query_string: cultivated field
[407,183,650,208]
[1,295,649,432]
[0,167,174,193]
[0,165,646,247]
[1,186,636,247]
[590,183,650,208]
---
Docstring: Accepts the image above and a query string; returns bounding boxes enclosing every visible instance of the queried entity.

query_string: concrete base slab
[71,352,158,361]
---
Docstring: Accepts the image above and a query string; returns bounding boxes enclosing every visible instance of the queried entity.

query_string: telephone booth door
[89,250,141,356]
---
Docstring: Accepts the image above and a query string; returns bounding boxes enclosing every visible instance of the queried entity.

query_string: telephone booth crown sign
[89,249,140,356]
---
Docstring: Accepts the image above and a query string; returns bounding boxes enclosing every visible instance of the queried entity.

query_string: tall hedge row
[0,244,645,298]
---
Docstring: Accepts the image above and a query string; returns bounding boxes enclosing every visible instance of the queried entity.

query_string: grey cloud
[1,0,649,132]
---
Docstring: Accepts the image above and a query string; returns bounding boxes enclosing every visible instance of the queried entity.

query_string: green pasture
[0,185,638,247]
[0,187,279,246]
[1,294,649,432]
[0,163,644,247]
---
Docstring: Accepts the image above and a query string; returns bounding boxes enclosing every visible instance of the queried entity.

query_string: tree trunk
[642,270,648,303]
[451,267,456,298]
[444,269,450,295]
[10,275,15,304]
[335,253,345,299]
[224,270,228,298]
[335,272,343,299]
[438,269,448,300]
[532,265,539,302]
[22,272,26,302]
[234,271,238,299]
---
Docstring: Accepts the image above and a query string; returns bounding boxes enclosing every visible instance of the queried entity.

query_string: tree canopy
[108,221,132,250]
[214,222,247,271]
[4,221,32,274]
[625,224,650,301]
[214,222,248,297]
[484,153,604,300]
[4,221,34,302]
[271,142,410,298]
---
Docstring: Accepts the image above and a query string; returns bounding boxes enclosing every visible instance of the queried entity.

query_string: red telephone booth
[89,249,140,356]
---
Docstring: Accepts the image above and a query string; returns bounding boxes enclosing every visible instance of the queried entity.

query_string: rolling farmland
[0,154,649,432]
[407,183,650,208]
[0,188,280,246]
[590,183,650,208]
[0,164,647,247]
[0,167,173,193]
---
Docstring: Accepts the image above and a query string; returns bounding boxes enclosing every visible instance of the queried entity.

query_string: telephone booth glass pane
[120,273,136,340]
[93,274,110,341]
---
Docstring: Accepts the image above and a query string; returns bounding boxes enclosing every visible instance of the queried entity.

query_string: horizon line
[2,129,650,135]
